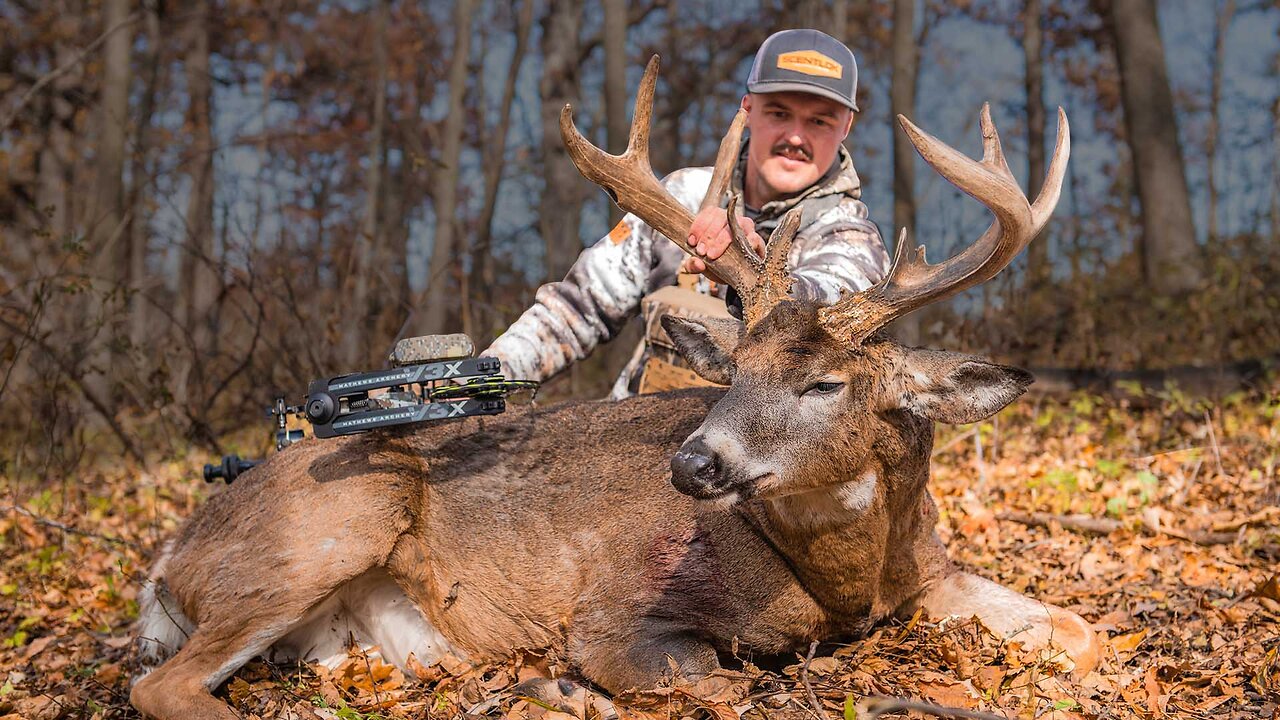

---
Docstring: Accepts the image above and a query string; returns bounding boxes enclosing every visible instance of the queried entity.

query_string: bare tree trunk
[890,0,920,346]
[831,0,848,41]
[1108,0,1203,294]
[1023,0,1047,282]
[179,0,218,356]
[539,0,587,282]
[1206,0,1235,247]
[416,0,476,336]
[793,0,827,27]
[128,2,163,350]
[346,0,390,367]
[603,0,628,226]
[468,0,533,343]
[84,0,132,402]
[651,0,681,175]
[1273,90,1280,252]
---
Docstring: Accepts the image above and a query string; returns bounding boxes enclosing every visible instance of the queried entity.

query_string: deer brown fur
[132,313,1099,720]
[131,58,1100,720]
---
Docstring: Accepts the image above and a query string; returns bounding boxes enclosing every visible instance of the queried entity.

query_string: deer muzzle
[670,438,733,499]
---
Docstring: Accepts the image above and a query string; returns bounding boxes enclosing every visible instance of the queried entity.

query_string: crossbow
[204,334,537,482]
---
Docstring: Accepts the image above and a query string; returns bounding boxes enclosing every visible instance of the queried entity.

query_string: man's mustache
[770,143,812,162]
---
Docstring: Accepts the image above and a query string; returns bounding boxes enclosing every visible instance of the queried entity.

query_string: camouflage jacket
[484,143,890,396]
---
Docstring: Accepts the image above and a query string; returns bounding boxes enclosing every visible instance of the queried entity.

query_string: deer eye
[804,381,844,396]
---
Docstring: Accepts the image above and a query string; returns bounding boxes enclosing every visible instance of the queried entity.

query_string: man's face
[742,92,854,204]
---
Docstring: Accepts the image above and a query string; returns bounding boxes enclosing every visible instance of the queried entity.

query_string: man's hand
[681,207,766,278]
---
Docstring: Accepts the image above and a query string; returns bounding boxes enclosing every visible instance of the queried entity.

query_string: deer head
[562,56,1069,505]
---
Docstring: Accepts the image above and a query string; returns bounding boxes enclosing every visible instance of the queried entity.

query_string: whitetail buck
[131,58,1098,720]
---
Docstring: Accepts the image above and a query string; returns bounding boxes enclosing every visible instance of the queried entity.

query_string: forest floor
[2,380,1278,720]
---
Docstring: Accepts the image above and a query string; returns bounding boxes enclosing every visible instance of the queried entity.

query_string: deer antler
[561,55,797,327]
[818,104,1070,343]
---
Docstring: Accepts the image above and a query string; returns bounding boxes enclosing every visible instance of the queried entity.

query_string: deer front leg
[909,571,1100,674]
[568,618,721,693]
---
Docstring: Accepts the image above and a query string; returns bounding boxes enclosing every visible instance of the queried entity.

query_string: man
[486,29,890,397]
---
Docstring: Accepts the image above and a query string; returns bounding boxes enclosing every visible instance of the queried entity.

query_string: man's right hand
[682,207,766,278]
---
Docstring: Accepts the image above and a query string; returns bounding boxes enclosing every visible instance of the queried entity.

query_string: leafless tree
[1107,0,1204,293]
[1024,0,1047,281]
[538,0,589,283]
[891,0,920,345]
[1207,0,1236,246]
[346,0,390,366]
[418,0,478,336]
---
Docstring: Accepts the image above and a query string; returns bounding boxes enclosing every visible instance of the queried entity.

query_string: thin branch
[0,11,143,131]
[0,315,147,467]
[799,640,825,720]
[998,510,1274,549]
[858,696,1008,720]
[3,505,140,550]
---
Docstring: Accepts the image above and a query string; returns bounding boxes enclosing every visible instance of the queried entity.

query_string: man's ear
[660,315,741,386]
[886,349,1033,424]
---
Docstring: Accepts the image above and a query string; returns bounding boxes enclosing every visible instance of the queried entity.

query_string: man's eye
[804,381,844,396]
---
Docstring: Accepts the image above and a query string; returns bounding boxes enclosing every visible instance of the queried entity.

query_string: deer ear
[889,349,1033,424]
[661,316,741,386]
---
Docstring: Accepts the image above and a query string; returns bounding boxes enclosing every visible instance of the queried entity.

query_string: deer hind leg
[130,611,304,720]
[912,571,1100,674]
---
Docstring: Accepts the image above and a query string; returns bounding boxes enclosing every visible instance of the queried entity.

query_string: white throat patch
[836,470,878,512]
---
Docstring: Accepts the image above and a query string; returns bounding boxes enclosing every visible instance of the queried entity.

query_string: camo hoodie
[484,143,889,395]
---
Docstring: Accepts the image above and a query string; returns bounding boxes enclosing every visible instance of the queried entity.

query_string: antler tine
[740,205,801,327]
[1030,107,1071,228]
[977,103,1015,182]
[819,106,1070,343]
[724,193,760,263]
[560,55,761,296]
[625,55,658,166]
[700,109,748,213]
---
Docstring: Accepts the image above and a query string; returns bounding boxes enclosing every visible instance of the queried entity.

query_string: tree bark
[1272,90,1280,253]
[416,0,477,336]
[345,0,390,367]
[603,0,628,226]
[87,0,131,258]
[84,0,132,402]
[1206,0,1235,247]
[128,2,163,350]
[1023,0,1047,282]
[1108,0,1203,294]
[468,0,533,343]
[179,0,218,353]
[538,0,587,282]
[831,0,848,41]
[890,0,920,345]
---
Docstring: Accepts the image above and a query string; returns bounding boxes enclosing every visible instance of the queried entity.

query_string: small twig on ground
[1204,410,1226,479]
[997,511,1270,549]
[799,640,825,720]
[3,505,140,549]
[1212,507,1280,532]
[858,696,1007,720]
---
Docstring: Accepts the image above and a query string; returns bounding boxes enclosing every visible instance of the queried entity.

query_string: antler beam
[819,104,1071,343]
[560,56,764,304]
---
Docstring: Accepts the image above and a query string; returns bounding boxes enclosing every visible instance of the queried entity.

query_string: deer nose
[670,439,725,497]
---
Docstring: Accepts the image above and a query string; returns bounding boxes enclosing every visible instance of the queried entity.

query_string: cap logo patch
[776,50,843,79]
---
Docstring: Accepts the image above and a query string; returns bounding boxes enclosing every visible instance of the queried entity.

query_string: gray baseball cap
[747,29,859,112]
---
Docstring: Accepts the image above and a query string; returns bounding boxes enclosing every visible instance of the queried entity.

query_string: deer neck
[737,456,936,622]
